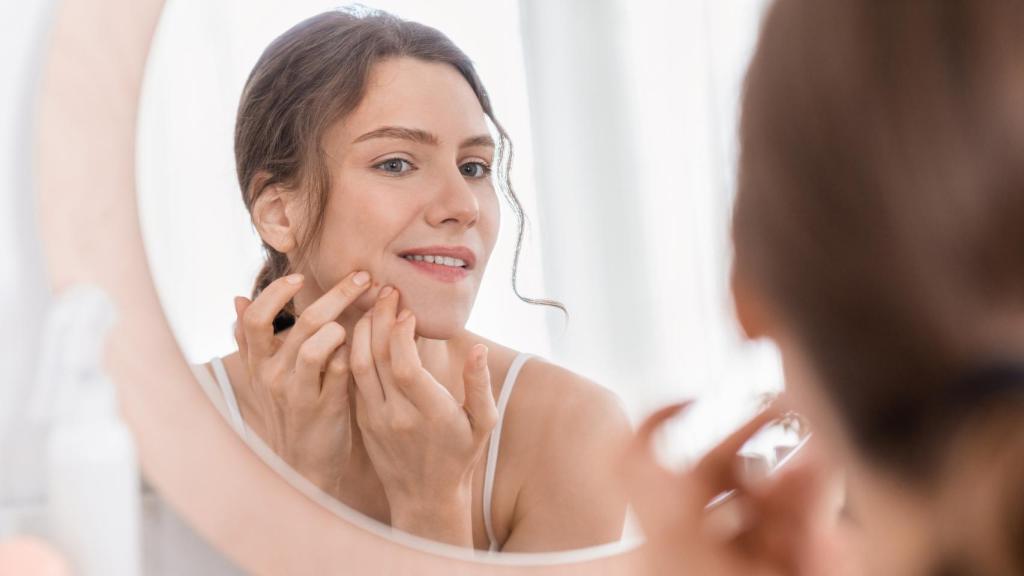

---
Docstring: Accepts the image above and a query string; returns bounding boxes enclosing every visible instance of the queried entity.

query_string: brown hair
[734,0,1024,571]
[235,8,561,327]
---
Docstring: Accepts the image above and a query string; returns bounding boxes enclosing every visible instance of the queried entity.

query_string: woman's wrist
[296,466,341,499]
[388,490,474,547]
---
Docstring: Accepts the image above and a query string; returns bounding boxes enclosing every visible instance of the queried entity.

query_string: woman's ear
[251,178,300,254]
[732,264,769,340]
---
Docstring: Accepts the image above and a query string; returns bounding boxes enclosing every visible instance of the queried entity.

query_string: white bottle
[39,286,141,576]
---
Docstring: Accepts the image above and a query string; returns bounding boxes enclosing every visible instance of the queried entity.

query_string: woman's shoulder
[515,356,631,439]
[486,344,632,543]
[469,335,630,450]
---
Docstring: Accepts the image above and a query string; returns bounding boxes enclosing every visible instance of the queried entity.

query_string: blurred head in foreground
[733,1,1024,574]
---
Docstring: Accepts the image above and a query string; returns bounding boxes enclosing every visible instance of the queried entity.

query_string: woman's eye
[374,158,414,174]
[460,162,491,179]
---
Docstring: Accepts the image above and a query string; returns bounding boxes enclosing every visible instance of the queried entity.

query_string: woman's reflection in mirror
[190,8,631,553]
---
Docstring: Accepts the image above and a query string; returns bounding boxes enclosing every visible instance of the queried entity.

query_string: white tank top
[190,352,532,552]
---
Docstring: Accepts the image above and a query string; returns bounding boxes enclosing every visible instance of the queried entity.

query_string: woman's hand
[623,402,851,576]
[349,287,498,547]
[233,270,372,499]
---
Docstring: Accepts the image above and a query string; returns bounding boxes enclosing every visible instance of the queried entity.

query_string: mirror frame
[34,0,644,572]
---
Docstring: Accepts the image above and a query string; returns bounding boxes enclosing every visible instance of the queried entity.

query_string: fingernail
[352,271,370,286]
[286,274,304,285]
[379,285,393,299]
[397,308,412,322]
[476,346,488,369]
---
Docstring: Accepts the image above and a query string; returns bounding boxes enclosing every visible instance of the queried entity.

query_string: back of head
[733,0,1024,573]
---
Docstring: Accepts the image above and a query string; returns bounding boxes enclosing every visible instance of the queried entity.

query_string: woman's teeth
[403,254,467,268]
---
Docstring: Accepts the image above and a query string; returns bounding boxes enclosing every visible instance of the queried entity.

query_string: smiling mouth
[400,254,469,269]
[397,251,473,282]
[397,246,477,270]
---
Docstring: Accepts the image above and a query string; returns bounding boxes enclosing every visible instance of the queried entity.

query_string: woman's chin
[410,313,468,341]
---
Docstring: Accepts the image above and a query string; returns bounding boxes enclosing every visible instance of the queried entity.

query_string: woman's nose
[426,169,480,229]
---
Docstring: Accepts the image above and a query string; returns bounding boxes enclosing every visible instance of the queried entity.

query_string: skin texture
[206,57,631,551]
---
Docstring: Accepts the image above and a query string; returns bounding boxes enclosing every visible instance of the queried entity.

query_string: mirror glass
[136,0,795,560]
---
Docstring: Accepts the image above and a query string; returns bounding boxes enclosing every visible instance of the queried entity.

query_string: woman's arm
[500,370,632,552]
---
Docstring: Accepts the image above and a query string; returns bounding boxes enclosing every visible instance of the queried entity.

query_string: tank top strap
[210,357,249,442]
[482,352,533,551]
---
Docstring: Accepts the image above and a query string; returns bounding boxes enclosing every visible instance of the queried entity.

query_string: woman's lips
[398,245,477,269]
[399,256,470,282]
[396,245,476,283]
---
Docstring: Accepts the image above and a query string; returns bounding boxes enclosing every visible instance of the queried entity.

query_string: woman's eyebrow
[460,134,495,149]
[352,126,494,149]
[353,126,438,145]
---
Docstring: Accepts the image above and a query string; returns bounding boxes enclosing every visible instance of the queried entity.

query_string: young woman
[190,9,630,553]
[626,1,1024,574]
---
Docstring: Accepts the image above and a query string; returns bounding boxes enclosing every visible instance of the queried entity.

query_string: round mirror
[129,0,791,568]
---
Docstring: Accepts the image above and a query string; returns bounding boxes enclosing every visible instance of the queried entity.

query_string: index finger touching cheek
[242,273,306,359]
[277,270,372,363]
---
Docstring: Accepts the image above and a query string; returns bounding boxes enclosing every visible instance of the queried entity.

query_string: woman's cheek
[481,197,501,251]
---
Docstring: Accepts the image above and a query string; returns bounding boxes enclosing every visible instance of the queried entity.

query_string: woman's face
[299,56,499,339]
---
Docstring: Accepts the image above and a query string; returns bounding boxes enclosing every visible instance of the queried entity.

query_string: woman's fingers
[633,402,694,450]
[240,274,306,360]
[388,310,452,414]
[370,287,401,401]
[691,405,783,504]
[233,296,251,362]
[743,438,837,569]
[622,402,695,535]
[621,401,694,490]
[320,343,351,409]
[624,402,780,536]
[350,309,385,409]
[277,270,371,368]
[461,344,497,437]
[291,321,347,404]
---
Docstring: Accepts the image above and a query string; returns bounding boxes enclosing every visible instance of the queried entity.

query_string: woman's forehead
[332,57,489,148]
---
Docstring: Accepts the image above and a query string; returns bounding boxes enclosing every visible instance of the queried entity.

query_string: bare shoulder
[501,355,633,470]
[515,357,630,433]
[494,355,633,550]
[453,333,631,446]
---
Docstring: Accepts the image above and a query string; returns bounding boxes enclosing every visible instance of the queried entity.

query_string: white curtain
[520,0,783,460]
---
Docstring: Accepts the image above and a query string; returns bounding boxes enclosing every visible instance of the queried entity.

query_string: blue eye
[460,162,491,179]
[374,158,415,175]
